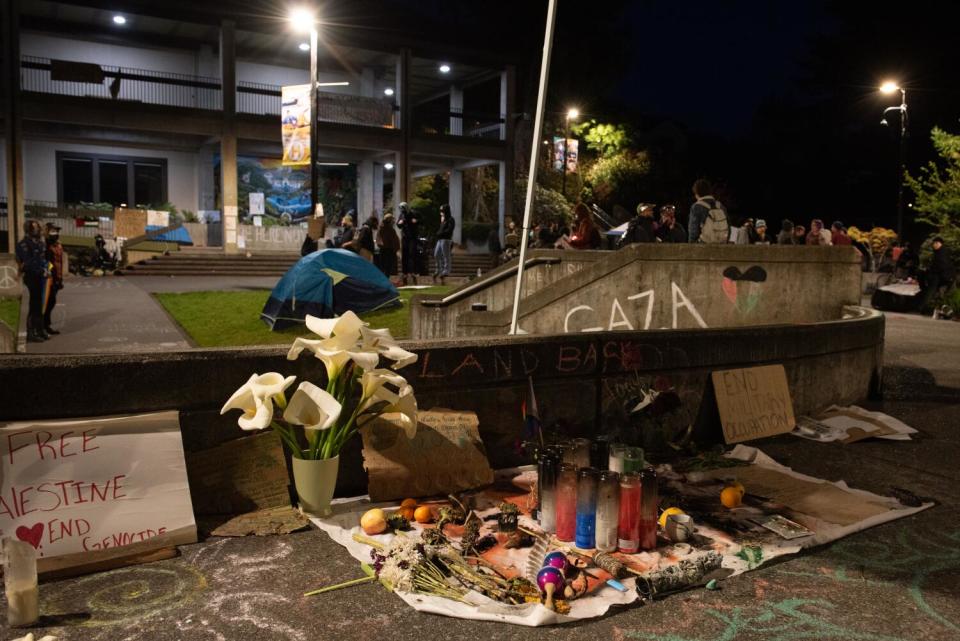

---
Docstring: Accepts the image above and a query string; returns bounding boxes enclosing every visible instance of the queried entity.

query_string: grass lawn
[0,297,20,332]
[155,286,452,348]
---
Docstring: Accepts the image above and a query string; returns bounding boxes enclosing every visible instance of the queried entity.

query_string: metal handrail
[418,255,562,307]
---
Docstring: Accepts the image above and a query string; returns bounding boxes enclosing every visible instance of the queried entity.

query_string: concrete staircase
[123,246,495,279]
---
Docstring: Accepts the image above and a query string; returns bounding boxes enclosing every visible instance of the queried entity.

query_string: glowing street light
[566,108,579,120]
[878,80,908,237]
[289,7,316,33]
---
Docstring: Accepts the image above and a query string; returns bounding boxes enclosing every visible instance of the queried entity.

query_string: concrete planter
[292,455,339,517]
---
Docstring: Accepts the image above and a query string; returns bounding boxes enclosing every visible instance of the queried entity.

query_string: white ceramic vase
[292,455,339,517]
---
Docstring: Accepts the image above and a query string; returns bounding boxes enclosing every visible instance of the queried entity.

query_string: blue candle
[575,467,599,549]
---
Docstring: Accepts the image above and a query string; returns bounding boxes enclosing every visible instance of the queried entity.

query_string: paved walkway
[26,275,279,354]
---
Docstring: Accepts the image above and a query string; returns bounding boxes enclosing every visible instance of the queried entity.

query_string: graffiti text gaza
[563,282,708,333]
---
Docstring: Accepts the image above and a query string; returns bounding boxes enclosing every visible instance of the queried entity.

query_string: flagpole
[509,0,558,335]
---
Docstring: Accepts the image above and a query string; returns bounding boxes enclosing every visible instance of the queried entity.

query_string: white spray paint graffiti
[563,282,708,333]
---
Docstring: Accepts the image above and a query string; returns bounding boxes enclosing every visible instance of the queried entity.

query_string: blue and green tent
[261,248,401,330]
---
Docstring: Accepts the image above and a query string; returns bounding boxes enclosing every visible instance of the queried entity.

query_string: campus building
[1,0,518,253]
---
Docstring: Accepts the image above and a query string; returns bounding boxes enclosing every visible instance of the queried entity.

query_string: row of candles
[536,439,658,553]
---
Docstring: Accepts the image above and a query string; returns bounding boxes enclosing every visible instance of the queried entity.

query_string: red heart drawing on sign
[16,523,44,549]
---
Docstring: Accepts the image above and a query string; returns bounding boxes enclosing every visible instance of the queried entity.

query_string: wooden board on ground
[361,408,494,501]
[712,364,795,444]
[0,411,197,576]
[186,431,291,515]
[210,506,309,537]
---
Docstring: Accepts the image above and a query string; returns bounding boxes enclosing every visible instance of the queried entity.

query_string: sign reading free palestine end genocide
[712,364,796,444]
[0,411,197,573]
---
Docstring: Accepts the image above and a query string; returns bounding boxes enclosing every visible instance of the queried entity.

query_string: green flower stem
[270,421,303,459]
[304,574,377,596]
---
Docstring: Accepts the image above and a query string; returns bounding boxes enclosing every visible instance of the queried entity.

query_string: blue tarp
[261,248,401,330]
[145,225,193,245]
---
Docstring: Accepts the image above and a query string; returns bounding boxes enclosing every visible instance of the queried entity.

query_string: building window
[56,152,167,207]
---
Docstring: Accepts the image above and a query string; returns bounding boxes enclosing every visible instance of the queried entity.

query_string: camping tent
[261,248,401,330]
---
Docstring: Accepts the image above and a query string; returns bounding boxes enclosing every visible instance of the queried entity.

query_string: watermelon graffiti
[722,265,767,314]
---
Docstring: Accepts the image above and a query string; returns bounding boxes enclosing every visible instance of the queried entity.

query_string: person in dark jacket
[355,215,378,262]
[487,226,502,270]
[43,222,64,335]
[656,205,687,243]
[618,203,657,247]
[376,213,400,278]
[396,202,419,285]
[921,236,957,310]
[777,220,795,245]
[15,219,50,342]
[433,203,455,284]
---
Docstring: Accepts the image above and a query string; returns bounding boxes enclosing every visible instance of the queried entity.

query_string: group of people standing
[14,219,64,343]
[301,201,456,286]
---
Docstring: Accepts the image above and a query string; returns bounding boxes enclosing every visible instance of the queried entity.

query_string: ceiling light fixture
[112,15,127,25]
[439,64,451,73]
[384,87,395,96]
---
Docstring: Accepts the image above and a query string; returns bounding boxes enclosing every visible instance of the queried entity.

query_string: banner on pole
[552,137,579,173]
[282,84,312,167]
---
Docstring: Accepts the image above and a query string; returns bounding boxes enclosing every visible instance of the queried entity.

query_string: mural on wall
[722,265,767,315]
[213,156,357,225]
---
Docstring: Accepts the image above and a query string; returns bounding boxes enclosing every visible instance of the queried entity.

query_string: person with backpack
[688,179,729,243]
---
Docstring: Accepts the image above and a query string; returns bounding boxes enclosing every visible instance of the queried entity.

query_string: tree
[584,151,651,217]
[571,120,631,158]
[906,127,960,262]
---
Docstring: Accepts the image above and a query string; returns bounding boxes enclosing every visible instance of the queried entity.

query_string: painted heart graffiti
[16,522,44,549]
[721,266,768,314]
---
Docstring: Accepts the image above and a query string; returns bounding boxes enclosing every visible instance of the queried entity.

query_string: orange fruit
[720,486,742,509]
[729,480,746,497]
[414,505,433,523]
[396,506,416,521]
[400,498,418,509]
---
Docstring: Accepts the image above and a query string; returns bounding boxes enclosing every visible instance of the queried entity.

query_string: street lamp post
[291,8,320,217]
[880,81,908,238]
[562,108,578,198]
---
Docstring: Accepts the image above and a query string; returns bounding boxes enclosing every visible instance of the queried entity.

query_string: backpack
[697,198,729,243]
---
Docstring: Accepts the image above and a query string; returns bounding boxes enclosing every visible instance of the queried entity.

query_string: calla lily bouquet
[221,311,418,460]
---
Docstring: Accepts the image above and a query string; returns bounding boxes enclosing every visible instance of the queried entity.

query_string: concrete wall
[0,308,884,497]
[22,140,200,213]
[410,251,605,339]
[422,245,863,338]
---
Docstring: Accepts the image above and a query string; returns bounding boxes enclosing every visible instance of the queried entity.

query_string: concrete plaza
[4,309,959,640]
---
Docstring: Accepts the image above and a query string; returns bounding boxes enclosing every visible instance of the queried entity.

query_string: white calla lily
[306,310,366,340]
[283,382,342,431]
[383,384,418,438]
[360,368,408,401]
[220,372,296,431]
[359,326,418,370]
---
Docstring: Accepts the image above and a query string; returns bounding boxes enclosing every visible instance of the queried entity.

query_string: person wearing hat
[14,219,50,342]
[656,204,687,243]
[43,222,65,335]
[618,203,658,248]
[753,219,771,245]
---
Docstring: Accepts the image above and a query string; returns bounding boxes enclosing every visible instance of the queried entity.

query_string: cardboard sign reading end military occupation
[0,411,197,575]
[361,408,494,501]
[712,364,796,444]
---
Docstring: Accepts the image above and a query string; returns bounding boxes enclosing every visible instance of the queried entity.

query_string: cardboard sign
[186,431,291,515]
[146,209,170,227]
[113,208,147,239]
[308,216,326,240]
[0,411,197,574]
[361,408,494,501]
[711,365,795,444]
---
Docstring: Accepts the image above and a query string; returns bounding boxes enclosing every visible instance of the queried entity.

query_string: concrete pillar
[396,48,411,204]
[498,160,513,246]
[373,163,384,215]
[449,169,463,245]
[3,0,24,253]
[360,67,375,98]
[450,85,463,136]
[220,20,239,254]
[358,159,374,222]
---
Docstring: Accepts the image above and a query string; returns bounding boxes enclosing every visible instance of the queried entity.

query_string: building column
[449,169,463,245]
[373,163,384,215]
[3,0,24,253]
[358,159,374,222]
[500,65,515,142]
[396,48,411,204]
[498,160,513,246]
[220,19,239,254]
[360,67,375,98]
[450,85,463,136]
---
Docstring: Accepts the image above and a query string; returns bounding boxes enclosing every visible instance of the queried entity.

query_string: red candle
[617,472,641,553]
[555,463,578,542]
[639,467,659,551]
